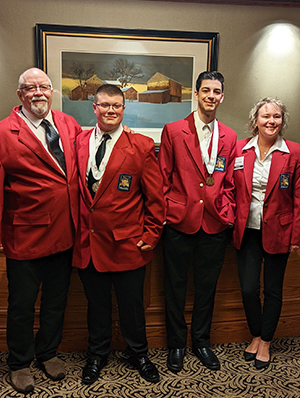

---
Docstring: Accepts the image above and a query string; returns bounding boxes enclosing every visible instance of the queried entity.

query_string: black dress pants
[236,228,289,342]
[78,261,148,358]
[6,248,73,370]
[163,225,230,348]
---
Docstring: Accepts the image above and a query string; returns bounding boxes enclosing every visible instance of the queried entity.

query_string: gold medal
[206,175,215,186]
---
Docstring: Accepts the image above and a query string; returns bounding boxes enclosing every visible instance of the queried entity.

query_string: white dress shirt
[243,135,290,230]
[86,123,123,184]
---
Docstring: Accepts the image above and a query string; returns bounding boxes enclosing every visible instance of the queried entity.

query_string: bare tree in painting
[70,62,96,99]
[106,58,144,88]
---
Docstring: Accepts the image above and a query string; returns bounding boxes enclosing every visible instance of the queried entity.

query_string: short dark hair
[94,84,125,103]
[195,71,224,92]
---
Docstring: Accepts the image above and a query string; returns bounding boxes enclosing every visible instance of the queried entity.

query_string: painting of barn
[139,72,182,104]
[122,86,138,101]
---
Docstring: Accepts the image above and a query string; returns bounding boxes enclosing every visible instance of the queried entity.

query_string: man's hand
[289,244,300,253]
[123,125,135,134]
[137,240,154,251]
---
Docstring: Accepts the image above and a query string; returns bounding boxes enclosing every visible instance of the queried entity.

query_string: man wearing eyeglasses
[73,84,164,385]
[0,67,81,393]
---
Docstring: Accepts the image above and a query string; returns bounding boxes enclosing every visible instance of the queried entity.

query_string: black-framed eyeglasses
[95,103,124,111]
[19,84,52,93]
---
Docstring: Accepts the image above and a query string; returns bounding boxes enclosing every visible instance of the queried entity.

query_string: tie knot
[202,125,211,140]
[42,119,50,127]
[102,134,111,143]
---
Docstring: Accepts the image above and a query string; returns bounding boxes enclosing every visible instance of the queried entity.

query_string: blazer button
[200,183,204,188]
[90,229,94,233]
[90,208,94,212]
[264,220,267,224]
[199,200,203,204]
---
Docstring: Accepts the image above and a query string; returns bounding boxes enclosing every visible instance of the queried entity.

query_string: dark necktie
[88,134,111,198]
[41,119,66,173]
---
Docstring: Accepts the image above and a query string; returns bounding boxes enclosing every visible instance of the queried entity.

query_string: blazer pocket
[165,191,187,224]
[215,195,229,221]
[12,212,52,253]
[279,213,293,247]
[112,224,143,264]
[13,212,51,225]
[112,224,142,241]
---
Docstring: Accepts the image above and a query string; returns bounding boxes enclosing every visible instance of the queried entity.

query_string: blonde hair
[248,97,289,137]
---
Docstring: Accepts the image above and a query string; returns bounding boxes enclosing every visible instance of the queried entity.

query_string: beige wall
[1,0,300,140]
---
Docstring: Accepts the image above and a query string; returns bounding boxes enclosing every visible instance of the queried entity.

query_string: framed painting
[36,24,219,143]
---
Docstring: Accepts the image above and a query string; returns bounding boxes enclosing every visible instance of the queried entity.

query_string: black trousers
[163,225,230,348]
[78,261,148,358]
[6,248,73,370]
[236,228,289,342]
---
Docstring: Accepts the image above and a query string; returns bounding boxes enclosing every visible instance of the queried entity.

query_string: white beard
[30,96,49,116]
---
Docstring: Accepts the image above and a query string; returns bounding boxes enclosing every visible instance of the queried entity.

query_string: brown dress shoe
[41,356,65,380]
[10,368,34,393]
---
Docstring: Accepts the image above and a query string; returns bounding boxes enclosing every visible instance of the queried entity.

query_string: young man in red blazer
[158,71,236,372]
[0,68,81,393]
[73,84,164,385]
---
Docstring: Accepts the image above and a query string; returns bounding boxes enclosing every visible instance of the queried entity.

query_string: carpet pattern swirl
[0,337,299,397]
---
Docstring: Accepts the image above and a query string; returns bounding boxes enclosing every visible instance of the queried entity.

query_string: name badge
[279,173,290,190]
[117,174,132,191]
[214,156,226,172]
[234,156,244,170]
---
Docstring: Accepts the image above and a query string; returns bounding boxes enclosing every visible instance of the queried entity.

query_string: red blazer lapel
[52,111,73,178]
[265,151,288,201]
[93,131,128,202]
[14,110,67,176]
[183,114,206,179]
[77,129,93,206]
[242,147,256,198]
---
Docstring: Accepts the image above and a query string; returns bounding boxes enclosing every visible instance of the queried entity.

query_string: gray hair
[18,68,52,88]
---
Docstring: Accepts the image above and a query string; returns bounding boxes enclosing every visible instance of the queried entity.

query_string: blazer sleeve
[140,142,164,248]
[222,132,237,225]
[158,124,174,218]
[0,159,4,246]
[291,148,300,245]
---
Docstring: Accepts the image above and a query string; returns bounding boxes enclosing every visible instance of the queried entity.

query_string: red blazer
[233,138,300,253]
[158,113,236,235]
[0,106,81,260]
[72,129,164,272]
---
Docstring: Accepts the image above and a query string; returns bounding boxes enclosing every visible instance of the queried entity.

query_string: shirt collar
[94,123,123,143]
[242,135,290,154]
[20,106,53,128]
[194,111,215,134]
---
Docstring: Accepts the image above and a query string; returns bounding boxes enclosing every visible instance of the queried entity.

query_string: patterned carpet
[0,337,300,397]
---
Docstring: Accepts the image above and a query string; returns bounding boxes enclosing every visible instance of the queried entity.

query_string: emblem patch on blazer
[117,174,132,191]
[214,156,226,172]
[279,173,290,189]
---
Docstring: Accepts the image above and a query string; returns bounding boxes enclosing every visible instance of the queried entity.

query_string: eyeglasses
[95,103,124,111]
[19,84,52,93]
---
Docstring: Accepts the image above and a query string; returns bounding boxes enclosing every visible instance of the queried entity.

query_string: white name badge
[234,156,244,170]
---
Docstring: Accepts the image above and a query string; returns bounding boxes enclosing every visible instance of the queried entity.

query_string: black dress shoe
[82,356,107,384]
[167,348,185,373]
[255,358,270,370]
[128,355,160,383]
[244,350,256,361]
[192,346,220,370]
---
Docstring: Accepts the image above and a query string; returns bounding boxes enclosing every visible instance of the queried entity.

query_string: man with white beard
[0,68,81,393]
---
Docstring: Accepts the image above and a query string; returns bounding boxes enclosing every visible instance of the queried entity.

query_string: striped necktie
[42,119,66,173]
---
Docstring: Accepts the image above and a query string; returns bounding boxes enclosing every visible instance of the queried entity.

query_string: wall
[0,0,300,140]
[1,0,300,350]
